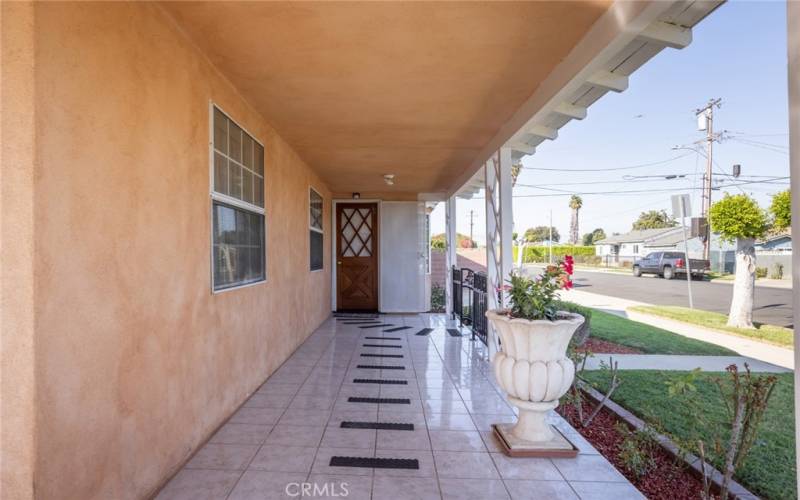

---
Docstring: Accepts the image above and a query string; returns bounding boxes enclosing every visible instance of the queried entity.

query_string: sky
[431,0,790,245]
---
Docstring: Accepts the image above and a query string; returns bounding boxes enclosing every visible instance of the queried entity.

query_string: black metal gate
[451,266,488,345]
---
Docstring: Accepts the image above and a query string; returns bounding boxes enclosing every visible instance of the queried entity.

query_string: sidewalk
[563,288,795,370]
[583,354,790,373]
[709,277,792,290]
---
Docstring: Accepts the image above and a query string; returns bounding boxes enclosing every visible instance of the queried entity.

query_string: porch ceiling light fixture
[352,192,361,199]
[383,174,395,186]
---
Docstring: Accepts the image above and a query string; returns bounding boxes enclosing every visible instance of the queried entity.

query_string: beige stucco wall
[3,3,332,499]
[1,2,37,499]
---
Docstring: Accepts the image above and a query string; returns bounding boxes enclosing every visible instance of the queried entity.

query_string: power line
[518,152,694,172]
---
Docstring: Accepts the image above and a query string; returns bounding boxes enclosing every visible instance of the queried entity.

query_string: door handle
[337,261,342,265]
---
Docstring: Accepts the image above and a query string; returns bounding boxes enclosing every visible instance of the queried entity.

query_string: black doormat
[382,326,412,332]
[415,328,433,336]
[347,397,411,404]
[356,365,405,370]
[340,421,415,431]
[329,456,419,470]
[335,313,379,319]
[364,336,402,340]
[362,344,402,348]
[359,324,394,329]
[360,353,403,358]
[447,328,462,337]
[342,321,382,325]
[353,378,408,385]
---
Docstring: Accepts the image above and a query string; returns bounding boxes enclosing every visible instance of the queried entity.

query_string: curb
[579,382,758,500]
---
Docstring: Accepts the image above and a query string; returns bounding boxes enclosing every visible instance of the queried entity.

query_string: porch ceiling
[160,1,611,195]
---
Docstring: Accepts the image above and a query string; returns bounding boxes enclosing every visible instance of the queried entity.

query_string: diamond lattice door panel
[337,203,378,311]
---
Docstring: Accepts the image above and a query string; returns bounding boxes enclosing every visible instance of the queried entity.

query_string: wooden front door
[336,203,378,311]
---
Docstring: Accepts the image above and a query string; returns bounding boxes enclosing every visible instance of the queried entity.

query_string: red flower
[563,279,574,290]
[561,255,574,275]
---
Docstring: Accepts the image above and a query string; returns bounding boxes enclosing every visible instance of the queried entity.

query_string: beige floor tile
[209,423,272,445]
[438,478,511,500]
[429,430,486,452]
[185,444,259,470]
[373,475,440,500]
[248,444,316,473]
[227,470,306,500]
[433,450,500,479]
[504,479,579,499]
[155,469,241,500]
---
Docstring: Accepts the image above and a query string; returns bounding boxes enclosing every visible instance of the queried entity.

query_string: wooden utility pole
[696,98,722,260]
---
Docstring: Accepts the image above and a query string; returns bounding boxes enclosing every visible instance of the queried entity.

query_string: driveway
[527,266,793,328]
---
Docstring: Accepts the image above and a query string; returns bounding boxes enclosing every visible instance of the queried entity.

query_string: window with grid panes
[309,188,324,271]
[211,105,266,290]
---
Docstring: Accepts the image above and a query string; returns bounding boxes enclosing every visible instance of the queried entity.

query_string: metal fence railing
[451,266,488,345]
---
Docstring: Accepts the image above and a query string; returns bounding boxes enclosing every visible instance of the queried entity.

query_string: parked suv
[632,251,709,280]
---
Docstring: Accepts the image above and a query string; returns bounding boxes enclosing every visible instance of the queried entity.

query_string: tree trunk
[727,238,756,328]
[570,208,579,245]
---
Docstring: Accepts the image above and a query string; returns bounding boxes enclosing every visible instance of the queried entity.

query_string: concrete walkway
[584,354,790,373]
[563,289,795,370]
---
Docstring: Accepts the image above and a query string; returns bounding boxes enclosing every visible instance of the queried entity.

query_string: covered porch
[157,314,637,499]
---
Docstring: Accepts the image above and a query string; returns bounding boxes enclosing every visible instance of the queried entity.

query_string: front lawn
[590,309,736,356]
[629,305,794,348]
[583,370,796,500]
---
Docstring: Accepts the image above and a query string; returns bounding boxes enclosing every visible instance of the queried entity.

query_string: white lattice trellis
[484,148,514,359]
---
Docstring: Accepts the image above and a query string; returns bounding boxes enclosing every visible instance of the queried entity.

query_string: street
[529,266,793,328]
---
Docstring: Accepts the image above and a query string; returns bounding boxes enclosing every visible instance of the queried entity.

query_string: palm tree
[569,195,582,245]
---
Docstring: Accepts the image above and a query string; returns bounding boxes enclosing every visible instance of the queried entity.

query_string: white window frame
[209,101,267,293]
[425,213,432,275]
[309,186,324,272]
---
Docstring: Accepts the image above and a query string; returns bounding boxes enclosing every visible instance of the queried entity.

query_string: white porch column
[485,147,514,358]
[444,195,457,317]
[787,0,799,494]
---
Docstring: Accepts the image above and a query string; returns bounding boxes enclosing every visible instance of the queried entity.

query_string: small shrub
[615,422,658,479]
[430,284,445,312]
[770,263,784,280]
[755,266,768,279]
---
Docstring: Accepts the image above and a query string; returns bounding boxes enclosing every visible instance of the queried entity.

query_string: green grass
[582,370,795,500]
[590,309,736,355]
[629,305,794,348]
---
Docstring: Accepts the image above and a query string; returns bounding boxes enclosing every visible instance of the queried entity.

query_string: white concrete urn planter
[486,309,584,456]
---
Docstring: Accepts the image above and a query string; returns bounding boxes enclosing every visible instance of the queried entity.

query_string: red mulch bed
[558,399,709,500]
[577,338,642,354]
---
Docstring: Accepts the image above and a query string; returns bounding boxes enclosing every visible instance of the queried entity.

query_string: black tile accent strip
[447,328,462,337]
[347,397,411,404]
[343,321,381,325]
[362,344,402,349]
[364,336,401,340]
[359,324,394,329]
[356,365,405,370]
[360,353,403,358]
[353,379,408,385]
[382,326,412,332]
[330,456,419,470]
[415,328,433,336]
[341,421,415,431]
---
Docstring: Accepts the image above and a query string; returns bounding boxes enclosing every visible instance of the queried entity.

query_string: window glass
[211,105,266,289]
[309,188,324,271]
[212,202,265,290]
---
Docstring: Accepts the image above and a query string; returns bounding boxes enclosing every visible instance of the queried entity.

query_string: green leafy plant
[631,209,677,230]
[755,266,768,279]
[769,189,791,231]
[429,283,445,312]
[770,263,783,280]
[615,422,658,479]
[505,257,573,321]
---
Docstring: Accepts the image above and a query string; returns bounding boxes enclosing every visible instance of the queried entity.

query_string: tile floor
[157,314,643,500]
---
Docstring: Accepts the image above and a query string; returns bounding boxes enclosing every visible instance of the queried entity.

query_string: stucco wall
[18,3,332,499]
[1,3,37,500]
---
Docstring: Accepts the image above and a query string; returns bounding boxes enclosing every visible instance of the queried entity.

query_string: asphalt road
[531,266,793,328]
